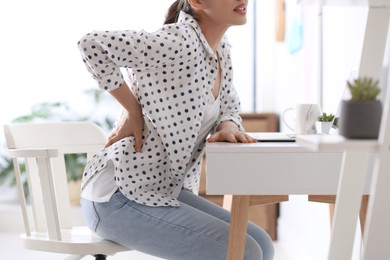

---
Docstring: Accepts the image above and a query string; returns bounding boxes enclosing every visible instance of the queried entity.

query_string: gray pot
[339,100,382,139]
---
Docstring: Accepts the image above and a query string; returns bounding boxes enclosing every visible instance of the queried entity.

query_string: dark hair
[164,0,195,24]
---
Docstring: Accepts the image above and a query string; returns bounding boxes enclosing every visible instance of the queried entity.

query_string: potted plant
[316,112,336,134]
[339,77,382,139]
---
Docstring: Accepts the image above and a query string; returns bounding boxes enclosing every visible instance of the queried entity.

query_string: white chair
[3,121,130,260]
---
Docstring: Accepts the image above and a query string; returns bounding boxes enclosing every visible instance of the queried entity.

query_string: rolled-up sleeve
[77,26,186,91]
[218,83,244,130]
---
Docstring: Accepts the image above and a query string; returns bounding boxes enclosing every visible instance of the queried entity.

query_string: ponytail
[164,0,194,24]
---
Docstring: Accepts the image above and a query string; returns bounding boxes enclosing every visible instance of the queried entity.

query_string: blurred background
[1,0,388,259]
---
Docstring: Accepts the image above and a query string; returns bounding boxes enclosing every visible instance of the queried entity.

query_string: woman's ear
[187,0,203,11]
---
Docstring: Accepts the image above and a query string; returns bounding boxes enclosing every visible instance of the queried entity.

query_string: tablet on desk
[249,132,296,142]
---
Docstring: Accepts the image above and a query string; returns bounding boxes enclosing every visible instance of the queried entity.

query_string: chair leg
[94,255,107,260]
[309,194,370,235]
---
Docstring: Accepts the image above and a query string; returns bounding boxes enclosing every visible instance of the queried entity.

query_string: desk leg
[227,195,250,260]
[328,151,369,260]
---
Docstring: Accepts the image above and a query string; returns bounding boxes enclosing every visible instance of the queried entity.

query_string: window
[0,0,256,125]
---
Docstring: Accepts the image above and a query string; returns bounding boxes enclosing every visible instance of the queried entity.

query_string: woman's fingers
[208,131,236,143]
[235,132,256,143]
[208,131,256,143]
[105,131,144,152]
[207,133,217,142]
[105,133,119,148]
[133,131,143,152]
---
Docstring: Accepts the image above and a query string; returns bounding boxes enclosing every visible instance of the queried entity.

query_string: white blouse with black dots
[78,11,243,207]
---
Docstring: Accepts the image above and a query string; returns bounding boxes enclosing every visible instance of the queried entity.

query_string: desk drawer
[206,152,374,195]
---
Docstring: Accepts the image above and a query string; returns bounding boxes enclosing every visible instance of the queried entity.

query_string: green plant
[11,102,71,123]
[317,112,335,122]
[65,153,88,182]
[333,117,339,128]
[347,77,381,101]
[0,89,116,193]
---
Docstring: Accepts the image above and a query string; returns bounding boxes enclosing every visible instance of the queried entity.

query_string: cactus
[347,77,381,101]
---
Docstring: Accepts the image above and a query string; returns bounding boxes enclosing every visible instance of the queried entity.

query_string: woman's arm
[105,82,144,152]
[77,28,186,150]
[77,28,185,92]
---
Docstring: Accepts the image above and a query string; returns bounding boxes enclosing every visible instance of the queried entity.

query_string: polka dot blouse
[78,11,243,207]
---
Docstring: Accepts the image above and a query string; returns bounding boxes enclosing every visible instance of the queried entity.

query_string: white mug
[282,104,322,134]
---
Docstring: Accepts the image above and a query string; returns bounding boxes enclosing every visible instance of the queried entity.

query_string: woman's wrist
[110,82,141,112]
[217,120,240,132]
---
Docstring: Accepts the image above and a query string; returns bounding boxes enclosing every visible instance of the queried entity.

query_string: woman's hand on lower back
[105,82,144,152]
[105,109,144,152]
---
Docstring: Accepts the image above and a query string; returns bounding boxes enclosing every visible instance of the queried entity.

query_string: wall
[255,1,321,118]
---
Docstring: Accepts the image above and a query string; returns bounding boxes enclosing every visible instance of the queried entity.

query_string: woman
[78,0,274,259]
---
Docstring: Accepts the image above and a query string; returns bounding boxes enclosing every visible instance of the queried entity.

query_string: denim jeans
[81,189,274,260]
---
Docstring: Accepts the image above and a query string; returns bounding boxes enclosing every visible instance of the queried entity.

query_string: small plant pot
[339,100,382,139]
[316,121,332,134]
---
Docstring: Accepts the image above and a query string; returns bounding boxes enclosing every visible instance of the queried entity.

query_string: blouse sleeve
[77,25,187,91]
[218,83,244,131]
[217,39,244,131]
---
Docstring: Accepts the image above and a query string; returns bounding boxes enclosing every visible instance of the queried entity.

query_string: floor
[0,232,290,260]
[3,232,295,260]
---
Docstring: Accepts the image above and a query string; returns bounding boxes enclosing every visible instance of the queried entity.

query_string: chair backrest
[3,121,107,240]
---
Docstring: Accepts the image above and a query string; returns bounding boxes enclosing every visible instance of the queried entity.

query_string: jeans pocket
[80,198,100,232]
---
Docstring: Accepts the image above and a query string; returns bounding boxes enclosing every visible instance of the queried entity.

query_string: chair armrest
[8,148,59,159]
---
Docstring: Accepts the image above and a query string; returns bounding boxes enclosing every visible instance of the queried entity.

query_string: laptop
[249,132,296,142]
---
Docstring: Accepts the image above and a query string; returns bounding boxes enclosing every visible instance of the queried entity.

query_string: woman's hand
[105,109,144,152]
[207,121,256,143]
[105,82,144,152]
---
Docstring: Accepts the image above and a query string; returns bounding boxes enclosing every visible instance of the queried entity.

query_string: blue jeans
[81,189,274,260]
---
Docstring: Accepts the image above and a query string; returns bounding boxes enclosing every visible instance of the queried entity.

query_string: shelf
[296,134,379,152]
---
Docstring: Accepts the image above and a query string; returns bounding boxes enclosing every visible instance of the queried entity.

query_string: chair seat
[21,226,129,255]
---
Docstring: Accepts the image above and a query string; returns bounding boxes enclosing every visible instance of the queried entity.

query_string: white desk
[206,141,375,196]
[206,139,375,259]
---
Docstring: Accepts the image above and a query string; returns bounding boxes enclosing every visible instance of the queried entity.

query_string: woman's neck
[197,19,228,53]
